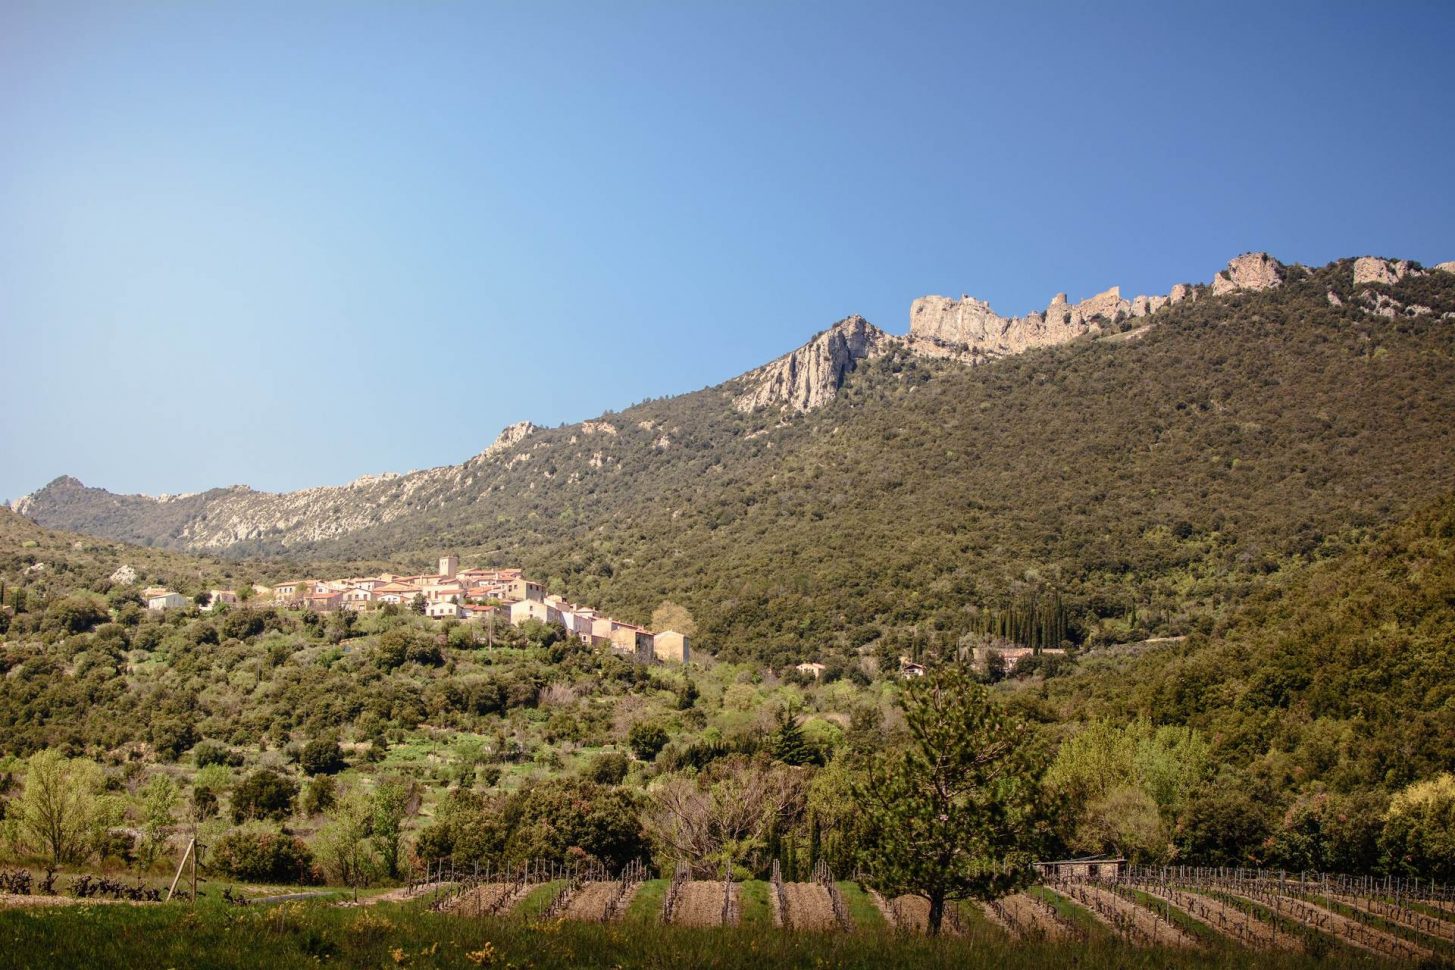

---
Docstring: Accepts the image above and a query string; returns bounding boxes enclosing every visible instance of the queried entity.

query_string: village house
[510,599,563,627]
[305,590,343,612]
[655,630,691,664]
[205,590,238,611]
[271,580,312,604]
[341,586,375,611]
[147,590,188,610]
[609,624,655,664]
[426,601,465,619]
[372,581,422,606]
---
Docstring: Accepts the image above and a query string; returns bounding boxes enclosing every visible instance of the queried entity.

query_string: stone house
[510,599,563,627]
[341,587,375,611]
[426,601,465,619]
[654,630,691,664]
[609,625,655,664]
[205,590,238,611]
[147,591,188,610]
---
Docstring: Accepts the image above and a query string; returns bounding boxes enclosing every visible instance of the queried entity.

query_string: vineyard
[404,859,1455,962]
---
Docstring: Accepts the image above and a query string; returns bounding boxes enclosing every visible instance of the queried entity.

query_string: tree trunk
[927,891,945,936]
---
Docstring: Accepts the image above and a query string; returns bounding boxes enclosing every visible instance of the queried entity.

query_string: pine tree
[853,667,1056,935]
[772,707,813,766]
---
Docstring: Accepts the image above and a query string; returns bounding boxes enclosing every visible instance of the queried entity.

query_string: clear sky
[2,1,1452,501]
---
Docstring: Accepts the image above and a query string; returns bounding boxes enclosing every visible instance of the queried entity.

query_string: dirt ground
[1138,885,1302,952]
[441,882,523,917]
[672,881,733,927]
[781,882,838,932]
[985,893,1069,940]
[1061,885,1199,948]
[1222,891,1430,961]
[559,881,619,922]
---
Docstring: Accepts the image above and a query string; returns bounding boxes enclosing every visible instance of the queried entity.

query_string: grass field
[0,896,1415,970]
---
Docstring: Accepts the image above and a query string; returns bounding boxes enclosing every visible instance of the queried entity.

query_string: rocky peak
[481,421,539,459]
[1353,256,1414,286]
[732,315,892,413]
[1210,252,1284,295]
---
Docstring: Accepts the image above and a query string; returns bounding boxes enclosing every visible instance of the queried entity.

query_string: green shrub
[232,769,298,823]
[210,828,317,884]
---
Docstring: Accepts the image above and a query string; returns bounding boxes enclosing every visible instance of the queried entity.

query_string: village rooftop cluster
[142,554,689,664]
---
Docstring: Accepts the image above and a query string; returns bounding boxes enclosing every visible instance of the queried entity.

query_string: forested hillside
[1035,494,1455,873]
[17,260,1455,668]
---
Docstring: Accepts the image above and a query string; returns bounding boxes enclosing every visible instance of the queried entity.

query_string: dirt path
[0,893,142,909]
[671,881,732,927]
[1222,891,1431,961]
[1134,885,1302,952]
[442,882,525,917]
[559,881,618,922]
[781,882,838,932]
[984,893,1069,940]
[1054,884,1199,948]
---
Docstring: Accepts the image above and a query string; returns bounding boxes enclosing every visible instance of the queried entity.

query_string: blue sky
[2,1,1452,501]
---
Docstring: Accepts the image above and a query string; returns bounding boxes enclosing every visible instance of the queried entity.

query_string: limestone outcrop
[1210,252,1284,295]
[1436,262,1455,275]
[732,315,892,412]
[1353,256,1414,286]
[481,421,538,458]
[903,280,1194,362]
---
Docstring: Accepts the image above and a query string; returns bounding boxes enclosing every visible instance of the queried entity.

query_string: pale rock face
[1353,257,1413,286]
[733,315,892,412]
[109,564,138,585]
[481,421,538,458]
[580,421,618,436]
[906,286,1128,360]
[1435,262,1455,275]
[1210,253,1284,295]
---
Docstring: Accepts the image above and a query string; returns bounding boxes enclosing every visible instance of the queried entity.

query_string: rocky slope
[13,254,1452,562]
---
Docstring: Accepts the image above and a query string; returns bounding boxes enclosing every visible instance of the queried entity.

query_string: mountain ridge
[12,253,1453,567]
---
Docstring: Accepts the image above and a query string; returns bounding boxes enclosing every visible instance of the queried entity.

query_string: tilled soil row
[985,893,1070,941]
[1132,884,1302,952]
[441,882,524,917]
[671,881,734,927]
[559,881,619,922]
[1053,884,1199,948]
[1220,891,1430,961]
[781,882,839,932]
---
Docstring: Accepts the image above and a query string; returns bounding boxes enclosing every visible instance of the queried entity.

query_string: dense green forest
[3,494,1455,882]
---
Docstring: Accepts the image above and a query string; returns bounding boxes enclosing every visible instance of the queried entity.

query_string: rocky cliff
[731,315,893,412]
[901,252,1294,363]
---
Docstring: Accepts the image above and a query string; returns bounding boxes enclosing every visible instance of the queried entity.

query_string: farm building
[1034,857,1127,881]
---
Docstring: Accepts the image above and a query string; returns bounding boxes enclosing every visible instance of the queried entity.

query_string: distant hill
[15,256,1455,664]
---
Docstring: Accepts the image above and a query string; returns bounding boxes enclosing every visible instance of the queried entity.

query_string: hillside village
[141,553,690,665]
